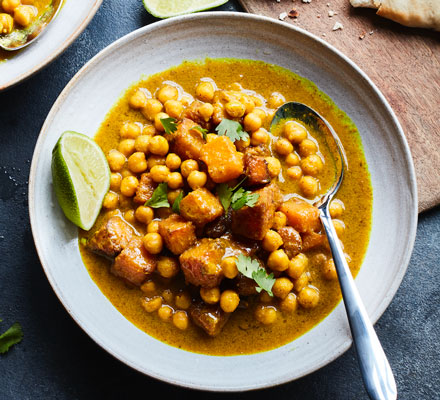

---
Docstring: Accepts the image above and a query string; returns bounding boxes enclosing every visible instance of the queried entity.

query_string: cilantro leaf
[215,119,249,143]
[160,118,178,135]
[146,183,170,208]
[216,183,233,211]
[231,188,259,211]
[0,322,23,354]
[172,191,184,214]
[191,125,208,140]
[236,254,275,296]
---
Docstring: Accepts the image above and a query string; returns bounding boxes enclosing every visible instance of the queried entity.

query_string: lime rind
[143,0,229,19]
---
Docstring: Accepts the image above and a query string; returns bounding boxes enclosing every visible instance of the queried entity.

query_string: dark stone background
[0,1,438,399]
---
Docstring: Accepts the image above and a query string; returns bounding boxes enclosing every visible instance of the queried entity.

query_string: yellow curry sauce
[80,59,372,355]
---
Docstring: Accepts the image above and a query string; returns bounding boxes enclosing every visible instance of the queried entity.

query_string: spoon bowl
[271,102,398,400]
[0,0,62,51]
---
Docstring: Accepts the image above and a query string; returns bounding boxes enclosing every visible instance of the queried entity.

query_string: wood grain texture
[239,0,440,213]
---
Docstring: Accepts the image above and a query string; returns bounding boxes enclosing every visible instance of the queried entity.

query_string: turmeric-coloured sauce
[80,59,372,355]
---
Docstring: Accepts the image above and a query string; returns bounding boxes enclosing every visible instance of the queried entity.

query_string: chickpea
[220,290,240,313]
[107,149,126,172]
[272,277,294,299]
[329,200,345,218]
[164,99,183,119]
[299,139,318,157]
[123,209,135,224]
[165,153,181,170]
[267,249,289,271]
[120,122,141,139]
[167,172,184,189]
[149,135,169,156]
[120,176,139,197]
[135,206,154,224]
[118,139,136,157]
[225,100,246,118]
[187,170,207,190]
[2,0,20,13]
[142,232,163,254]
[221,257,238,279]
[293,272,309,293]
[251,95,264,107]
[268,92,285,109]
[287,253,308,280]
[141,296,162,313]
[252,108,266,122]
[199,103,214,121]
[141,99,163,121]
[255,305,277,325]
[157,85,178,104]
[102,192,119,209]
[180,160,198,178]
[0,13,13,34]
[286,166,302,180]
[262,230,283,252]
[298,286,320,309]
[110,173,122,191]
[284,121,308,144]
[143,125,157,136]
[235,136,251,152]
[333,219,345,237]
[140,280,156,295]
[120,169,134,178]
[150,165,170,183]
[154,112,170,132]
[243,112,262,132]
[279,292,298,313]
[251,128,269,146]
[272,211,287,230]
[168,189,183,205]
[195,81,215,102]
[200,287,220,305]
[240,94,255,114]
[161,289,174,304]
[180,94,193,107]
[129,89,148,109]
[275,138,293,156]
[299,176,319,198]
[128,152,147,173]
[147,155,166,169]
[14,5,34,27]
[134,135,149,153]
[322,259,338,280]
[158,305,173,321]
[172,311,189,330]
[259,291,273,303]
[285,152,300,167]
[175,292,191,310]
[265,156,281,177]
[300,154,324,176]
[147,220,160,233]
[157,256,180,278]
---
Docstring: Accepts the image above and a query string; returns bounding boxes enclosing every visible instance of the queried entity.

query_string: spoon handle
[320,207,397,400]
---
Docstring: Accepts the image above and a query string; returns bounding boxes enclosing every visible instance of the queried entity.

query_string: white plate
[29,12,418,391]
[0,0,102,90]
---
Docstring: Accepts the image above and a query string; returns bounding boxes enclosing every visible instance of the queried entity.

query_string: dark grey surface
[0,1,439,399]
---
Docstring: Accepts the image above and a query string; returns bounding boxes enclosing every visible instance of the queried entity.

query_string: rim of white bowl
[28,11,418,391]
[1,0,103,91]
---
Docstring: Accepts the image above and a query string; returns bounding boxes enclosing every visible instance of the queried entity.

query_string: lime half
[51,131,110,231]
[143,0,228,18]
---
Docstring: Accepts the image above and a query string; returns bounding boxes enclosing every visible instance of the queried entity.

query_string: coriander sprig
[215,118,249,143]
[236,254,275,296]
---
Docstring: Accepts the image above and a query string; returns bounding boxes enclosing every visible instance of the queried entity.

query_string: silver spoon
[0,0,62,51]
[271,102,397,400]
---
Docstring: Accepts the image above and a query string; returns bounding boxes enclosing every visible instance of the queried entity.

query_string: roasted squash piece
[279,198,321,233]
[158,214,197,255]
[173,118,205,160]
[179,188,223,227]
[134,173,156,204]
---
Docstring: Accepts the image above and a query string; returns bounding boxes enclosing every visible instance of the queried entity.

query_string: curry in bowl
[79,59,372,355]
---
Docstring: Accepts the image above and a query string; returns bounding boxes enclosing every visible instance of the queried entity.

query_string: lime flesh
[143,0,228,18]
[51,131,110,231]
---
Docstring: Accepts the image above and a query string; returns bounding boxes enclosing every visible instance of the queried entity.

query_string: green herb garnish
[172,191,184,214]
[146,183,170,208]
[0,321,23,354]
[215,118,249,143]
[160,117,178,135]
[236,254,275,296]
[191,125,208,140]
[216,178,259,212]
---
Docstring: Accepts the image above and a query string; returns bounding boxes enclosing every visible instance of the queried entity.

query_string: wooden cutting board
[239,0,440,213]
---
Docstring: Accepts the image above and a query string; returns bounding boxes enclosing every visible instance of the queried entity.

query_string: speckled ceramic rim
[0,0,103,91]
[29,12,418,392]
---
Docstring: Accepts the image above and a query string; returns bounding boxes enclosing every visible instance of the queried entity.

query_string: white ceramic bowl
[0,0,102,91]
[29,12,417,391]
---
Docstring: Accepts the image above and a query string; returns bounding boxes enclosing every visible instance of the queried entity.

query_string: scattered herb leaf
[0,322,23,354]
[215,118,249,143]
[217,184,233,211]
[236,254,275,296]
[172,191,184,214]
[160,117,178,135]
[217,180,259,212]
[146,183,170,208]
[191,125,208,140]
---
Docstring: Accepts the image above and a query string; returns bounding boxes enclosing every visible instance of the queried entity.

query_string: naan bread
[350,0,440,31]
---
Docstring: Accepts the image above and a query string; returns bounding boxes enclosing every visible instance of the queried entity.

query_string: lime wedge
[51,131,110,231]
[143,0,228,18]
